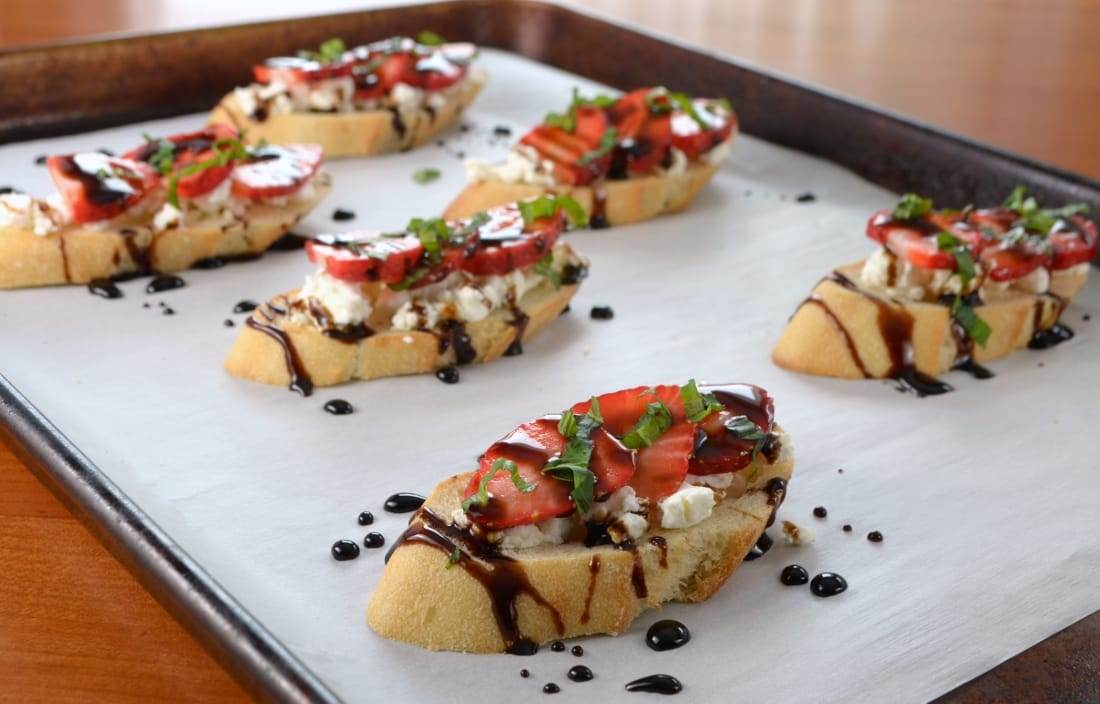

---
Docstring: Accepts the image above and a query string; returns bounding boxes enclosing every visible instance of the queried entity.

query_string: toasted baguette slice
[367,430,793,653]
[444,160,720,226]
[0,177,330,290]
[225,277,577,390]
[209,76,484,159]
[772,261,1090,380]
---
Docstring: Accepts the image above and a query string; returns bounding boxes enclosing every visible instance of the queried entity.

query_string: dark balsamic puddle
[645,620,690,651]
[383,493,425,513]
[625,674,682,695]
[145,274,186,294]
[323,399,354,415]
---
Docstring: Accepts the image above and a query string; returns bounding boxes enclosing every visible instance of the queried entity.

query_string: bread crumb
[782,519,815,546]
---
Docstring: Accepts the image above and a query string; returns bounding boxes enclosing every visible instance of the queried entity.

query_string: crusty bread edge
[367,431,794,653]
[0,178,330,290]
[772,261,1090,380]
[443,160,722,226]
[224,278,578,389]
[209,77,484,158]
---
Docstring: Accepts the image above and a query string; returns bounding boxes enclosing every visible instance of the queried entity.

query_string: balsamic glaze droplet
[331,539,360,561]
[142,302,150,308]
[0,186,15,195]
[269,233,307,250]
[810,572,848,597]
[384,492,425,513]
[542,683,560,694]
[98,148,115,156]
[436,366,460,384]
[571,645,584,657]
[743,531,774,561]
[568,665,594,682]
[493,125,513,137]
[520,669,530,678]
[88,278,123,299]
[504,339,523,356]
[813,506,827,518]
[842,524,853,532]
[357,511,374,526]
[780,564,809,586]
[1028,322,1074,349]
[625,674,682,695]
[590,305,614,320]
[507,638,539,656]
[867,530,884,543]
[192,257,227,269]
[363,532,385,549]
[162,307,176,316]
[795,192,817,203]
[332,208,356,221]
[233,299,259,314]
[323,399,354,415]
[224,319,235,327]
[645,620,691,651]
[550,640,565,652]
[560,304,571,315]
[34,155,47,165]
[145,274,186,294]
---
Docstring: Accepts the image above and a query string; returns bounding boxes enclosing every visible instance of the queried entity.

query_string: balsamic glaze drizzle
[625,674,683,695]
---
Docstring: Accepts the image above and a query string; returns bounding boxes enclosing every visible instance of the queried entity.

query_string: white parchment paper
[1,50,1097,704]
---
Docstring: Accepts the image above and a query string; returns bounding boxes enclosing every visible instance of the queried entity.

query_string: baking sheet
[1,49,1098,704]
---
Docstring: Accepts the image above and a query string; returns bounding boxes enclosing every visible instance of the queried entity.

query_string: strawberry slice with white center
[461,207,563,276]
[306,234,424,284]
[231,144,323,200]
[572,385,685,437]
[980,238,1052,282]
[463,419,573,530]
[1050,216,1098,270]
[47,153,161,224]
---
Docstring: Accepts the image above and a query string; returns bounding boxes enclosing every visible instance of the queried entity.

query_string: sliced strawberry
[421,65,467,91]
[589,428,636,496]
[573,106,610,149]
[463,419,573,529]
[306,234,423,284]
[980,240,1052,282]
[375,52,420,89]
[231,144,323,200]
[608,89,650,140]
[629,422,695,502]
[253,56,351,85]
[519,125,605,186]
[573,385,685,437]
[1050,216,1098,270]
[47,154,161,224]
[625,114,671,175]
[461,208,562,276]
[124,125,241,200]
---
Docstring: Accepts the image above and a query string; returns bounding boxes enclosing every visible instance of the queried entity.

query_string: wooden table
[1,1,1097,701]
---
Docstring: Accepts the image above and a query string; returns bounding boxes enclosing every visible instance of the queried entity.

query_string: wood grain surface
[1,1,1097,702]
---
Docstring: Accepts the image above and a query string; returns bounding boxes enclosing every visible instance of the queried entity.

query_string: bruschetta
[210,35,484,158]
[445,86,737,226]
[224,196,589,395]
[0,125,330,289]
[773,188,1095,394]
[368,380,792,653]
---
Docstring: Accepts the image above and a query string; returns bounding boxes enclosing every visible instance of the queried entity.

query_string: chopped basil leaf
[680,378,723,422]
[165,138,250,208]
[1002,185,1089,234]
[892,193,933,220]
[541,399,603,514]
[445,546,461,568]
[578,127,618,166]
[622,401,673,450]
[148,140,176,175]
[405,217,450,260]
[299,37,347,63]
[416,30,447,46]
[558,409,578,438]
[952,300,992,348]
[543,87,617,132]
[724,414,768,460]
[518,194,589,230]
[413,167,441,184]
[534,252,562,288]
[452,210,490,243]
[461,458,536,511]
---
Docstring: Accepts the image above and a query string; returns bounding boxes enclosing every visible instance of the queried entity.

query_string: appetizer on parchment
[773,188,1095,394]
[211,34,483,158]
[225,196,589,395]
[446,87,736,227]
[0,125,329,289]
[369,380,792,652]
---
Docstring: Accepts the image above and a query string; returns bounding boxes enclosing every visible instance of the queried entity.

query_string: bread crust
[0,178,330,290]
[224,278,577,389]
[772,261,1090,379]
[209,77,483,158]
[443,161,721,226]
[367,432,794,653]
